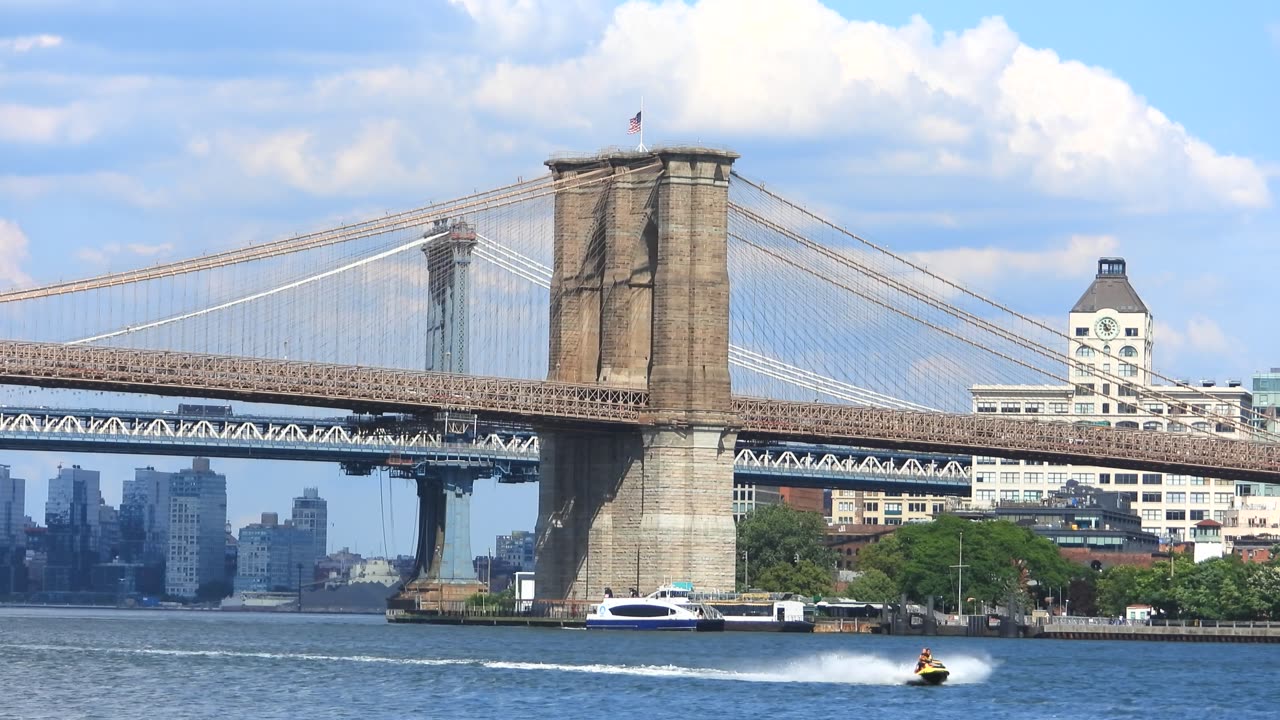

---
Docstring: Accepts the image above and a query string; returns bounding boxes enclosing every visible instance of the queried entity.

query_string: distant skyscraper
[121,467,172,567]
[44,465,103,592]
[291,487,327,567]
[165,458,227,598]
[234,512,312,593]
[0,465,25,594]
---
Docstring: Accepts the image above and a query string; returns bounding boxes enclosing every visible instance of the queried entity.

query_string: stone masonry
[536,148,740,600]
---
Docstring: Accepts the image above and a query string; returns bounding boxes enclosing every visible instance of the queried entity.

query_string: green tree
[754,560,833,597]
[844,567,897,602]
[736,504,836,591]
[856,516,1081,612]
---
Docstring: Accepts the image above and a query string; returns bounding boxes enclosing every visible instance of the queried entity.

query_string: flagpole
[638,95,646,152]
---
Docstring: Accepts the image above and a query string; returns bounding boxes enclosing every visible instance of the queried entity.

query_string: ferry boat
[706,598,815,632]
[585,584,725,631]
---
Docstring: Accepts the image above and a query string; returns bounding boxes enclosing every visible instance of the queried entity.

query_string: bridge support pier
[400,469,483,609]
[537,147,740,600]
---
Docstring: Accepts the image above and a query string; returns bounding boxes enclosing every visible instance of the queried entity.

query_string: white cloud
[472,2,1269,211]
[226,120,433,196]
[0,219,33,286]
[0,34,62,53]
[448,0,608,53]
[1155,315,1233,361]
[0,102,97,144]
[74,241,174,266]
[908,234,1118,286]
[0,171,163,207]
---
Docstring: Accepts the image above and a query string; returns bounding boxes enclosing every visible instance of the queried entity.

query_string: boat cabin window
[609,604,676,617]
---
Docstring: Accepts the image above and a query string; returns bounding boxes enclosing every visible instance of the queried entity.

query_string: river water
[1,607,1271,719]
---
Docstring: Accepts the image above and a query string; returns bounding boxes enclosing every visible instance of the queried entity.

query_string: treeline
[1097,553,1280,620]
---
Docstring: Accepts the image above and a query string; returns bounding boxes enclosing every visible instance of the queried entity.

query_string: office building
[0,466,25,594]
[732,484,781,520]
[234,512,313,593]
[290,487,328,568]
[165,458,227,598]
[495,530,535,572]
[43,465,103,591]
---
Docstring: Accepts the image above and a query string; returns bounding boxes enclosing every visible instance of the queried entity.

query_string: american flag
[627,111,642,134]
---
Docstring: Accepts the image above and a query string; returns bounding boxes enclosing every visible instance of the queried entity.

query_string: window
[1125,328,1139,337]
[1075,346,1095,358]
[1102,403,1111,414]
[1119,384,1137,397]
[1141,509,1161,520]
[1118,402,1137,415]
[1025,402,1043,414]
[1190,477,1208,486]
[976,472,994,484]
[885,503,902,514]
[1166,475,1187,486]
[1142,474,1162,485]
[976,456,997,465]
[932,504,945,514]
[1074,362,1090,378]
[977,401,996,413]
[976,490,995,501]
[1143,421,1162,431]
[1075,384,1094,397]
[1216,424,1236,433]
[865,502,879,511]
[1166,510,1186,521]
[1001,472,1019,484]
[1190,510,1208,521]
[1214,403,1231,415]
[1191,492,1208,504]
[1023,490,1042,502]
[1000,490,1020,501]
[1119,345,1138,357]
[609,604,676,618]
[1071,472,1093,483]
[1119,363,1137,377]
[1075,327,1089,337]
[1142,492,1162,503]
[908,502,927,512]
[1115,474,1139,485]
[1116,421,1139,430]
[1102,384,1111,395]
[1050,402,1069,414]
[1024,472,1042,484]
[1074,403,1094,414]
[1001,402,1021,413]
[1168,492,1186,503]
[1049,472,1068,485]
[1144,403,1164,414]
[1098,473,1111,484]
[1215,493,1232,504]
[885,518,902,526]
[1169,422,1186,433]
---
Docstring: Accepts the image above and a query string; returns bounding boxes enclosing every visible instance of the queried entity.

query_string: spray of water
[5,644,997,686]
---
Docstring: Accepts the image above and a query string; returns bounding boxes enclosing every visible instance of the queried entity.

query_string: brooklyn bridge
[2,147,1277,602]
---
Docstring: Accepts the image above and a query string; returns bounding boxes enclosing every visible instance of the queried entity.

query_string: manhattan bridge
[1,147,1278,603]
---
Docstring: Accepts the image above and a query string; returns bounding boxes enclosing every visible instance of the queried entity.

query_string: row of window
[1075,345,1140,359]
[1074,362,1140,377]
[1075,326,1141,337]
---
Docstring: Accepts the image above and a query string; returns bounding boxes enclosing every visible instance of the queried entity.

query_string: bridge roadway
[0,405,973,495]
[1,340,1278,482]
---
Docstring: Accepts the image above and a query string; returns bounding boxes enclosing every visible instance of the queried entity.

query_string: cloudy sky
[2,0,1278,556]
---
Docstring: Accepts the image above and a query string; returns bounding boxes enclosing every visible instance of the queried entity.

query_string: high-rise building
[234,512,312,593]
[0,465,25,594]
[290,487,327,567]
[43,465,103,591]
[165,458,227,598]
[120,467,172,568]
[732,485,781,520]
[1251,369,1280,434]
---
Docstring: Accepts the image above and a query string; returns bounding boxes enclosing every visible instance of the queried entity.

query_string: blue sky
[1,0,1278,555]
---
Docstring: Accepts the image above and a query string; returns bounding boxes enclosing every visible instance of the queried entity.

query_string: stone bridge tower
[536,147,740,600]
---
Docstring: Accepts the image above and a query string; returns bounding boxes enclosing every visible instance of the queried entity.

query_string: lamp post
[742,550,749,591]
[951,530,969,615]
[296,562,303,613]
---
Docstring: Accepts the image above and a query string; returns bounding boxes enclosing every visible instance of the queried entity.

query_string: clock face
[1095,316,1120,340]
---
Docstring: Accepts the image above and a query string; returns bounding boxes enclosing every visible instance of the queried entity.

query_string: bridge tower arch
[537,147,740,600]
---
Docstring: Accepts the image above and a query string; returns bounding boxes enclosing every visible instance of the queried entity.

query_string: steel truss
[1,341,1277,481]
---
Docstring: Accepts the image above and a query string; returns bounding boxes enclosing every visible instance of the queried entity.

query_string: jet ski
[909,659,950,686]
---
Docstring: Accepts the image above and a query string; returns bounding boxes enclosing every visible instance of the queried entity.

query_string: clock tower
[1067,257,1152,389]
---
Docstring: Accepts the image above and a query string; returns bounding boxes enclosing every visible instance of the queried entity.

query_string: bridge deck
[1,340,1278,482]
